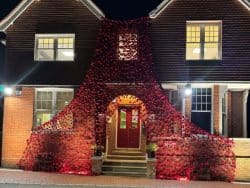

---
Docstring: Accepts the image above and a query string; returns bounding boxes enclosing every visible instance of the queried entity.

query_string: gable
[0,0,105,32]
[149,0,250,18]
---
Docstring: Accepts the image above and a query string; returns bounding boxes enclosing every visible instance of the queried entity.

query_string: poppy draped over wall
[19,17,235,181]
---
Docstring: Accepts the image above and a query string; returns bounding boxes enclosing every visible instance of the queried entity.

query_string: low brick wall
[1,87,34,168]
[233,138,250,181]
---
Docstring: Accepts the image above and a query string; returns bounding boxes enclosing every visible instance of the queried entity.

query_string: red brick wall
[184,96,191,120]
[213,85,220,135]
[1,87,34,168]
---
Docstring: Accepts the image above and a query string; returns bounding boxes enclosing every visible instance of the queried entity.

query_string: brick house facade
[0,0,250,181]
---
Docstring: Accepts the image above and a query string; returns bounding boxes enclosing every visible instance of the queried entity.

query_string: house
[0,0,249,181]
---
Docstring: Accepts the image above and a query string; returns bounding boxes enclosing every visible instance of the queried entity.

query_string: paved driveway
[0,169,250,188]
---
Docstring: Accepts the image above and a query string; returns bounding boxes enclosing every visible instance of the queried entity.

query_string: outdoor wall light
[4,86,14,96]
[184,84,192,96]
[15,86,22,96]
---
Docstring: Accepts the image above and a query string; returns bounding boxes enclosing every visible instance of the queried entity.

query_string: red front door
[117,106,140,148]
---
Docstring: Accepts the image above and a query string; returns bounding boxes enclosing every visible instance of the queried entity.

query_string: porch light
[15,86,22,96]
[4,86,14,96]
[184,84,192,96]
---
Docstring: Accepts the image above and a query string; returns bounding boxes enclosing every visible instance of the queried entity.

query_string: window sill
[34,60,75,63]
[186,60,222,66]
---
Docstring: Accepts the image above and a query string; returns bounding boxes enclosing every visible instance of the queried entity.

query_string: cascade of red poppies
[19,17,235,181]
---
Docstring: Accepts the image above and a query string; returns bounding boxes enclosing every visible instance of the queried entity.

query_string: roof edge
[0,0,105,33]
[149,0,250,19]
[0,0,34,32]
[79,0,105,20]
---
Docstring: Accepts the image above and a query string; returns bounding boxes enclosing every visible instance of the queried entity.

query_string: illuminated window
[35,34,75,61]
[120,109,127,129]
[186,22,221,60]
[34,88,74,126]
[118,33,138,61]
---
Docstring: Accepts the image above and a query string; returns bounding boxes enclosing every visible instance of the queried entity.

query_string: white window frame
[186,21,222,60]
[34,88,74,126]
[191,87,213,133]
[221,94,228,136]
[34,34,75,61]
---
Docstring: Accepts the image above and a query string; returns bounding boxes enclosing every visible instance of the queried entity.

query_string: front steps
[102,149,147,177]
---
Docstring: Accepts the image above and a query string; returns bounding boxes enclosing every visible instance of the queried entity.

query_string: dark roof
[0,0,163,21]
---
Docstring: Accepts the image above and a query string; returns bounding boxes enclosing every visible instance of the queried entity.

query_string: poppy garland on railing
[18,17,235,181]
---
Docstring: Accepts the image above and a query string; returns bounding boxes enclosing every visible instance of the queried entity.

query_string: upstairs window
[186,21,221,60]
[35,34,75,61]
[118,33,138,61]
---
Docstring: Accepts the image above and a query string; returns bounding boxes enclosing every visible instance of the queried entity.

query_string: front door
[117,106,140,148]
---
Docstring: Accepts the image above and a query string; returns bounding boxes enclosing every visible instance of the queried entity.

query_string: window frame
[34,88,74,127]
[186,21,222,61]
[191,87,212,113]
[34,34,75,62]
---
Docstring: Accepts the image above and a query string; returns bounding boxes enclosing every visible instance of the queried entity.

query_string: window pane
[207,96,211,103]
[45,92,53,100]
[56,91,73,111]
[36,49,54,60]
[58,37,74,49]
[197,88,201,95]
[207,88,212,95]
[38,38,54,49]
[36,91,53,110]
[186,43,200,60]
[120,109,126,129]
[197,104,201,110]
[204,43,219,60]
[197,96,201,103]
[57,49,74,61]
[207,104,211,110]
[202,96,206,102]
[192,96,196,103]
[35,112,53,126]
[36,101,42,109]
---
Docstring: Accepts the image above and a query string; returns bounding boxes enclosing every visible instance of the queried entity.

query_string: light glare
[4,87,14,96]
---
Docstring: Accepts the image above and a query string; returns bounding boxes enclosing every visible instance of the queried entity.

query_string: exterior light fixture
[15,86,22,96]
[4,86,14,96]
[184,84,192,96]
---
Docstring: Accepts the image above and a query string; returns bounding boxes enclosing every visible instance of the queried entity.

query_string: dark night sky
[0,0,163,20]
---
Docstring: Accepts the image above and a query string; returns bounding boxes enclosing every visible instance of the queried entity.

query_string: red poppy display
[18,18,235,181]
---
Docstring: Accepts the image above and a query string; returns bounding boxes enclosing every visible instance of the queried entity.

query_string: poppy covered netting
[19,17,235,181]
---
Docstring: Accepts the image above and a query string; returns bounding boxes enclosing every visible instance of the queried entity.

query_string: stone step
[102,165,147,173]
[103,159,146,167]
[112,150,145,156]
[102,171,147,177]
[107,155,146,160]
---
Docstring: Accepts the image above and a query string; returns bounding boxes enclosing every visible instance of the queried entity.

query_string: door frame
[115,105,141,150]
